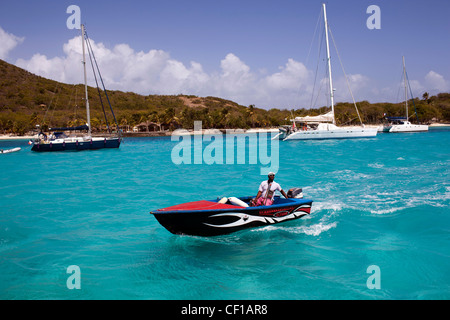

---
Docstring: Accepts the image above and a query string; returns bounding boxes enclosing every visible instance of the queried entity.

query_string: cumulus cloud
[0,26,24,60]
[9,33,378,108]
[214,53,256,102]
[332,73,370,102]
[425,71,449,93]
[259,59,313,108]
[13,32,448,109]
[16,38,296,107]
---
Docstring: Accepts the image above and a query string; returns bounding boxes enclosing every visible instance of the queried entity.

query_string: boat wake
[254,221,337,236]
[251,199,341,236]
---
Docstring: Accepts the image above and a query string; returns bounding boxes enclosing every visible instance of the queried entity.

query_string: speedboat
[150,192,313,236]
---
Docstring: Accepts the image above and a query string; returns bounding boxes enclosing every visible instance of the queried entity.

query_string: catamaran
[274,4,378,141]
[30,25,121,152]
[382,56,428,133]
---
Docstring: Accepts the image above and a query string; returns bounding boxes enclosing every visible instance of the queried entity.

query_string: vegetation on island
[1,59,449,135]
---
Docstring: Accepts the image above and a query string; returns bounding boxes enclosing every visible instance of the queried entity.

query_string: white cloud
[3,24,450,109]
[220,53,250,77]
[0,26,24,60]
[10,34,373,108]
[14,32,449,110]
[265,59,310,90]
[425,71,449,93]
[332,73,371,103]
[214,53,256,101]
[15,37,307,108]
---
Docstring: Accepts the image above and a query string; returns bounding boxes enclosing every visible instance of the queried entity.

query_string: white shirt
[258,180,282,201]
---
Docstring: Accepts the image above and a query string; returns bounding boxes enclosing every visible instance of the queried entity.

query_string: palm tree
[119,116,129,132]
[422,92,430,104]
[162,107,180,130]
[148,111,162,131]
[247,104,255,128]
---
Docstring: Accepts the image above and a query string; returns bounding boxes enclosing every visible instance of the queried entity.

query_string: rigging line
[67,84,79,123]
[293,7,323,111]
[313,68,328,110]
[325,65,330,110]
[85,31,119,132]
[328,27,364,126]
[85,34,111,134]
[395,63,403,107]
[49,86,61,127]
[309,23,326,109]
[42,82,59,127]
[305,7,324,66]
[405,69,420,122]
[73,85,79,121]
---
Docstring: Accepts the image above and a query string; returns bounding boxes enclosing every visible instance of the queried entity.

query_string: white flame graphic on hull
[203,204,311,228]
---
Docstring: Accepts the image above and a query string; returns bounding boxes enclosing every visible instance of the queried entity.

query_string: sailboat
[382,56,428,133]
[275,3,378,141]
[30,25,121,152]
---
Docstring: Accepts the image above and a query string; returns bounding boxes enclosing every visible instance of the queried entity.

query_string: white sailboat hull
[389,123,428,133]
[383,58,428,134]
[283,124,378,140]
[277,5,378,142]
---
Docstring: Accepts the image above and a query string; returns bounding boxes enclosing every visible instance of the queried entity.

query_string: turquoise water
[1,128,449,300]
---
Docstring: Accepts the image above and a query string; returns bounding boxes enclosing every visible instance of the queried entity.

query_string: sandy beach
[429,123,450,127]
[0,135,35,141]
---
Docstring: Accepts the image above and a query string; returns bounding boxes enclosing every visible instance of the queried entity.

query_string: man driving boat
[251,172,288,206]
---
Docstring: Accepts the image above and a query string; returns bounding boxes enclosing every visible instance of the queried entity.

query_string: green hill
[0,59,449,135]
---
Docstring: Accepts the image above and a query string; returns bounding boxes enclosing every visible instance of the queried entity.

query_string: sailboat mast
[403,56,408,120]
[81,24,92,136]
[323,3,335,125]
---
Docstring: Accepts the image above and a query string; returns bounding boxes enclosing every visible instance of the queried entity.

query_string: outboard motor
[287,188,303,199]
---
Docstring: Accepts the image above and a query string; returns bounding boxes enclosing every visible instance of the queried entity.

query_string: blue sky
[1,0,449,109]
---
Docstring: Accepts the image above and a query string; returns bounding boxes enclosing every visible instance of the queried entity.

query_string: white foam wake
[254,221,337,236]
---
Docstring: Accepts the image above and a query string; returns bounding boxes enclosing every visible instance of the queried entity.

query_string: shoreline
[0,135,34,141]
[1,124,449,141]
[0,128,280,140]
[429,123,450,127]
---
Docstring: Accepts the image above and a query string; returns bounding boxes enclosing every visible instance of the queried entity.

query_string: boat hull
[1,147,21,154]
[283,127,377,140]
[389,124,428,133]
[151,197,313,236]
[31,137,121,152]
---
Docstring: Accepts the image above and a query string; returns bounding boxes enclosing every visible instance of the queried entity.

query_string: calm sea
[1,127,449,300]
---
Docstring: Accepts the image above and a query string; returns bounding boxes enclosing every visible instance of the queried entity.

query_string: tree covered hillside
[0,59,449,135]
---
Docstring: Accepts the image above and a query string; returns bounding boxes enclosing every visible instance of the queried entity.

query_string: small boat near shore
[150,195,313,236]
[382,57,428,133]
[0,147,21,154]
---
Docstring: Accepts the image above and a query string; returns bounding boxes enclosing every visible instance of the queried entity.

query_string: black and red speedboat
[150,193,313,236]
